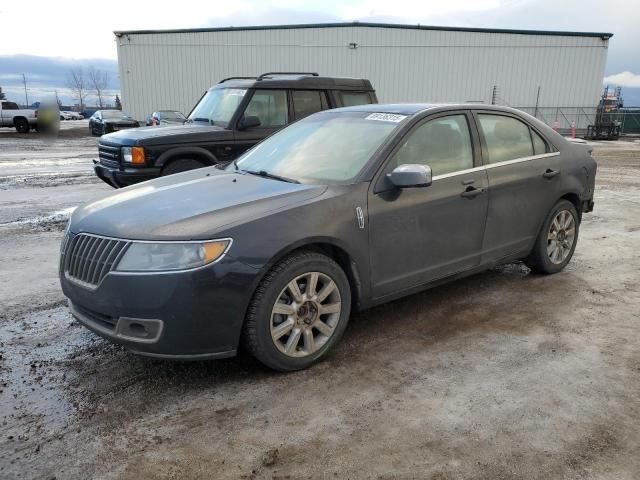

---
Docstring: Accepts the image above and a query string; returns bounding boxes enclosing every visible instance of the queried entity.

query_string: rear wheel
[242,251,351,371]
[161,159,207,176]
[525,199,579,274]
[15,118,30,134]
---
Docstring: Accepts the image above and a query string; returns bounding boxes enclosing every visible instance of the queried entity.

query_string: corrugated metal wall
[116,25,609,121]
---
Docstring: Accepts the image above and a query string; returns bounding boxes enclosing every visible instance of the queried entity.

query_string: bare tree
[67,67,88,109]
[88,67,110,108]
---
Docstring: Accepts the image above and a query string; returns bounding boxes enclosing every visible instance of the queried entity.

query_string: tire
[525,199,579,274]
[15,118,30,134]
[161,159,206,176]
[242,251,352,371]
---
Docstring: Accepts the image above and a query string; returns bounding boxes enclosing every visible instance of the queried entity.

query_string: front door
[232,89,289,158]
[368,112,489,299]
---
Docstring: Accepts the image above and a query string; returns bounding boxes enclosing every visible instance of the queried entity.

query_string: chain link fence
[514,106,640,136]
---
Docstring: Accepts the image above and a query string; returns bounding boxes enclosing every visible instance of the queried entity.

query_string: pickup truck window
[2,102,19,110]
[244,90,288,128]
[291,90,327,120]
[189,88,247,127]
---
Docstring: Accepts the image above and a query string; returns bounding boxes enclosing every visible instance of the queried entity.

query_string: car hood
[101,123,229,146]
[70,167,327,240]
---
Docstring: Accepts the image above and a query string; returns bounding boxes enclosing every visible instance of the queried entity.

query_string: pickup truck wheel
[242,251,351,371]
[15,118,30,134]
[525,199,579,274]
[162,159,207,176]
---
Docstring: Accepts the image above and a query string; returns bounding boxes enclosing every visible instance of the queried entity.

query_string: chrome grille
[98,144,120,168]
[63,234,129,287]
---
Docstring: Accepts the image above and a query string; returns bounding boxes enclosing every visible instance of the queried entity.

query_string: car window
[291,90,327,120]
[244,89,288,128]
[389,115,474,176]
[477,114,534,163]
[531,129,548,155]
[341,92,372,107]
[2,102,19,110]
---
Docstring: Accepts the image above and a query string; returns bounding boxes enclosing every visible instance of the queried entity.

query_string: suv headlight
[121,146,145,165]
[115,239,231,272]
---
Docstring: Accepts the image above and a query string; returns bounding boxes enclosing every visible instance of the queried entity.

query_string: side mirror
[387,164,432,188]
[238,115,261,130]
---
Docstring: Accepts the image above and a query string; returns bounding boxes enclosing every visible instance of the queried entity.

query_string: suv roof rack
[257,72,319,81]
[218,76,258,84]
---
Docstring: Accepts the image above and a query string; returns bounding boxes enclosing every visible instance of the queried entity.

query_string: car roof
[331,103,531,116]
[212,74,374,91]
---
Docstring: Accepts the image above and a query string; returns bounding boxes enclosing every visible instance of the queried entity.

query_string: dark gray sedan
[59,104,596,371]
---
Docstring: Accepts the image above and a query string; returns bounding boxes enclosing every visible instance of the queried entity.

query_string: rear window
[2,102,19,110]
[341,92,372,107]
[291,90,328,120]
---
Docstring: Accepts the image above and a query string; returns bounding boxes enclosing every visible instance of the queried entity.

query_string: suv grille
[98,144,120,168]
[63,233,129,288]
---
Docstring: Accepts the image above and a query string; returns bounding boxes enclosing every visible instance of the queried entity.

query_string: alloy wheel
[270,271,342,358]
[547,209,576,264]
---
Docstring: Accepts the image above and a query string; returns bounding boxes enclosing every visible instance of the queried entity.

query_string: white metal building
[114,22,612,124]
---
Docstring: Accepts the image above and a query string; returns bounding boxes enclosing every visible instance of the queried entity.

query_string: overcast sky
[1,0,638,104]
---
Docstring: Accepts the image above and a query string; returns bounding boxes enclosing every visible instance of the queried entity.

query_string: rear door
[472,111,561,262]
[368,111,489,299]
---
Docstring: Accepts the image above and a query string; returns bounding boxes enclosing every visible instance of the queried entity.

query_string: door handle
[460,186,484,199]
[543,168,560,179]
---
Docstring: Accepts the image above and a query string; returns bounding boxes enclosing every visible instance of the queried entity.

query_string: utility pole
[22,73,29,107]
[534,85,541,118]
[491,85,498,105]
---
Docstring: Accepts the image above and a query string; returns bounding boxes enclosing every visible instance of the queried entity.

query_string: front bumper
[61,252,260,359]
[94,160,160,188]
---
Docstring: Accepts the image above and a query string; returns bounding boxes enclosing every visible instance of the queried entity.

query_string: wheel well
[276,243,362,311]
[161,153,213,171]
[13,116,27,123]
[560,192,582,221]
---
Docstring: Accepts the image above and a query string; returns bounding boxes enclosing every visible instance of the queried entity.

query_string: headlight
[115,239,231,272]
[121,146,145,165]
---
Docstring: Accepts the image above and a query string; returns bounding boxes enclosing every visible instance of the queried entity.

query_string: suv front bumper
[94,160,160,188]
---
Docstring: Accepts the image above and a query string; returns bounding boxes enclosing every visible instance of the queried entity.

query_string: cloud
[603,71,640,88]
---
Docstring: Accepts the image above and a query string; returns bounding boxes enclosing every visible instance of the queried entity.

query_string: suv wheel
[525,199,579,274]
[242,251,351,371]
[162,159,206,176]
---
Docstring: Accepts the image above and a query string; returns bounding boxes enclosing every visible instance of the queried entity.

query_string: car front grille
[98,143,121,168]
[62,233,130,288]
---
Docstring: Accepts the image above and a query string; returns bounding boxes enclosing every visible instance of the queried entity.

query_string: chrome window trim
[431,151,560,181]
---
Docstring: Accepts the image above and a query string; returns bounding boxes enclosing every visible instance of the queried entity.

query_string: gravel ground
[0,126,639,480]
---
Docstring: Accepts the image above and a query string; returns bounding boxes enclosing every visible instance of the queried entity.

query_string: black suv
[94,72,377,188]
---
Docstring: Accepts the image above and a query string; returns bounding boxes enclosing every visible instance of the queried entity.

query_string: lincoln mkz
[59,104,596,371]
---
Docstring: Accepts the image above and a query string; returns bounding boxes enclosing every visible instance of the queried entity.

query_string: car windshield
[232,111,405,184]
[188,88,247,127]
[102,111,128,119]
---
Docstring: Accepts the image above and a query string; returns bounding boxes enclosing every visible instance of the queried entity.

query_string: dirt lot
[0,125,639,480]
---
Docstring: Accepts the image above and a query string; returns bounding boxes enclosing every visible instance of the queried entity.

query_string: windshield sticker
[365,113,407,123]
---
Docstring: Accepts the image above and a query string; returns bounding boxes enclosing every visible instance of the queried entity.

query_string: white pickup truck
[0,100,38,133]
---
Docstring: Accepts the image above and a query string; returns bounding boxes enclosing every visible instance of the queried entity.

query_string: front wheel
[242,251,351,371]
[525,199,579,274]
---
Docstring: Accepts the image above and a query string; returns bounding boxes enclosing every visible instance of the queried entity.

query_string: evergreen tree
[0,87,6,100]
[114,94,122,110]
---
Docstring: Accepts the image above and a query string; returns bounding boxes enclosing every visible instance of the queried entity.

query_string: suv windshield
[189,88,247,127]
[232,111,404,184]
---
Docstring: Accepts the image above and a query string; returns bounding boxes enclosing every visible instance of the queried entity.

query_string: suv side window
[389,114,474,176]
[2,102,19,110]
[477,114,535,163]
[244,89,288,128]
[341,92,372,107]
[291,90,328,120]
